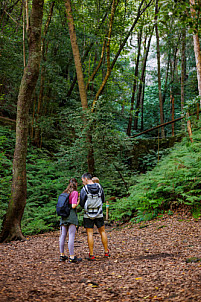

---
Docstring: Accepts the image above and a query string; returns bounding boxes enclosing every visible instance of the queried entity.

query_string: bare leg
[86,228,94,255]
[98,225,108,253]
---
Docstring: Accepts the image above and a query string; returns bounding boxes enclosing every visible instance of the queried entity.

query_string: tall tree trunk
[170,45,178,136]
[140,76,145,130]
[155,0,165,138]
[186,112,193,142]
[34,1,55,146]
[0,0,44,243]
[64,0,95,173]
[171,95,175,136]
[64,0,87,109]
[25,0,29,32]
[134,26,154,130]
[127,29,142,136]
[181,27,186,128]
[22,1,26,67]
[162,53,170,105]
[190,0,201,107]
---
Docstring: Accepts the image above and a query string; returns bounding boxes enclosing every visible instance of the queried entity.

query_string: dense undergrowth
[0,124,129,235]
[0,119,200,236]
[0,126,71,234]
[110,120,201,223]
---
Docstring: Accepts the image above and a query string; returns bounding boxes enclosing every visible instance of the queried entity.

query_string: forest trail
[0,212,200,302]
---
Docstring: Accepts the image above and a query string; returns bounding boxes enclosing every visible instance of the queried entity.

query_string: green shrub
[110,120,201,223]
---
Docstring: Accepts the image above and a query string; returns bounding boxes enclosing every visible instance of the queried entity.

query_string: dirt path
[0,213,200,301]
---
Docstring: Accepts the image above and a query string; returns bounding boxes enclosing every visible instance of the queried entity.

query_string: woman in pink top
[59,178,82,263]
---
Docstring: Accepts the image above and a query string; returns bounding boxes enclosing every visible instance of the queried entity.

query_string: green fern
[110,120,201,223]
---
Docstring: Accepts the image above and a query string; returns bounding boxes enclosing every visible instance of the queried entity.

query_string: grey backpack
[84,184,102,219]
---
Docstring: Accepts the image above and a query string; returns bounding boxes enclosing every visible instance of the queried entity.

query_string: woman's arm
[72,198,80,208]
[71,191,79,209]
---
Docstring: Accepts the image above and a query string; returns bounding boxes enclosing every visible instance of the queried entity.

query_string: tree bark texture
[190,0,201,104]
[155,0,165,138]
[65,0,88,110]
[0,0,44,243]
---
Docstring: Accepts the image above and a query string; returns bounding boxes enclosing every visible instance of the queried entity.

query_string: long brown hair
[63,178,77,194]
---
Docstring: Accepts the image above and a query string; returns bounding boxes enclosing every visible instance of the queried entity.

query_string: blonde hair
[92,177,99,183]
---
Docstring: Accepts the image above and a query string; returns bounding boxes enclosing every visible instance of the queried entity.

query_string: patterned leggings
[59,224,76,256]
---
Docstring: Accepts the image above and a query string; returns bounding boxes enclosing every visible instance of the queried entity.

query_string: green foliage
[110,120,201,223]
[138,150,168,172]
[22,146,75,235]
[142,81,183,137]
[192,204,201,219]
[0,126,15,219]
[0,126,72,234]
[1,0,201,237]
[55,97,132,197]
[0,13,24,117]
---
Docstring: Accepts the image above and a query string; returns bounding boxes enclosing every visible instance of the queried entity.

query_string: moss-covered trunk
[0,0,44,243]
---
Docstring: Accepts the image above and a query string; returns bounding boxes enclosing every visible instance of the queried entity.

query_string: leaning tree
[0,0,44,242]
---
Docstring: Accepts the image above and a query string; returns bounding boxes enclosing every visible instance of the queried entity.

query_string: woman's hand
[71,204,77,209]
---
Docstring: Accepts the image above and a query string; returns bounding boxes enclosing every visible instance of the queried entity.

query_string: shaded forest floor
[0,211,200,301]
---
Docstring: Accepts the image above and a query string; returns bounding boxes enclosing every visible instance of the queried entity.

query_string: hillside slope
[110,121,201,223]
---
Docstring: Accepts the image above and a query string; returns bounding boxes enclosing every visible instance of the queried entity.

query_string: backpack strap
[97,183,102,196]
[84,184,101,196]
[84,183,101,193]
[84,185,89,194]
